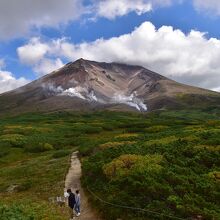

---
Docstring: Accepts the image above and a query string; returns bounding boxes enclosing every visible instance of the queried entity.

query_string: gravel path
[65,151,102,220]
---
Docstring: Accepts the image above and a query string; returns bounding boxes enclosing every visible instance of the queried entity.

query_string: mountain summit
[0,58,219,114]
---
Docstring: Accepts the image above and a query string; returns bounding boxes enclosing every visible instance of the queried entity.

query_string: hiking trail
[65,151,102,220]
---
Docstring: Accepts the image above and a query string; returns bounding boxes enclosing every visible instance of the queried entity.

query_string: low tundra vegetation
[0,109,219,219]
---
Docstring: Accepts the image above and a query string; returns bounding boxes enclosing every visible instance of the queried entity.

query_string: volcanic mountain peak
[41,58,154,111]
[0,58,219,115]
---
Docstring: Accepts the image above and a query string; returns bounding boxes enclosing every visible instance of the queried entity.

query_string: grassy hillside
[0,110,219,219]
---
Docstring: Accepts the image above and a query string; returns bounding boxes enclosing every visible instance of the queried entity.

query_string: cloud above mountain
[0,0,177,40]
[92,0,173,19]
[0,58,29,94]
[0,70,29,94]
[1,1,220,40]
[17,22,220,91]
[0,0,84,39]
[2,1,220,94]
[193,0,220,15]
[17,38,64,76]
[17,38,49,65]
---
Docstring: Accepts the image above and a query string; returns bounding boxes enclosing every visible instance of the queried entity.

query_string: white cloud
[213,87,220,92]
[17,38,49,65]
[18,21,220,91]
[0,70,29,94]
[193,0,220,15]
[17,38,64,76]
[0,0,83,39]
[4,0,220,41]
[0,58,29,94]
[108,0,220,18]
[33,58,64,76]
[0,0,180,39]
[93,0,173,19]
[94,0,152,19]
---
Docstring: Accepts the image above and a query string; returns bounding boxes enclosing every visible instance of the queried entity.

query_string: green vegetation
[0,109,220,219]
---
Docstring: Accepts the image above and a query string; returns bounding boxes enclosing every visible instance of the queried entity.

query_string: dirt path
[65,151,102,220]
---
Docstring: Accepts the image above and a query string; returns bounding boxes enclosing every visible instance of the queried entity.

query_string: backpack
[68,192,76,208]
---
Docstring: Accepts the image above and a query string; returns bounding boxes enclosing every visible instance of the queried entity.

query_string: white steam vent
[43,84,147,111]
[62,87,87,100]
[112,93,147,111]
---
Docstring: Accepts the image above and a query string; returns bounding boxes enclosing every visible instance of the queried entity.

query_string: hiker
[66,189,76,219]
[74,190,81,217]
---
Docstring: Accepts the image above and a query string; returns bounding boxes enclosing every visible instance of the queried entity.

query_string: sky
[1,0,220,94]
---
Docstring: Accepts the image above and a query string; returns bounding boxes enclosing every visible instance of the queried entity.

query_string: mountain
[0,58,220,115]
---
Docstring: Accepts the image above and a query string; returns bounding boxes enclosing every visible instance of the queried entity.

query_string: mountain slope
[0,58,219,114]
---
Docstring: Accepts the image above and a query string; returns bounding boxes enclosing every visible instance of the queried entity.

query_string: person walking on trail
[74,190,81,217]
[66,189,76,220]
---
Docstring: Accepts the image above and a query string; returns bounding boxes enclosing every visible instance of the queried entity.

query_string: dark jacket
[68,192,76,209]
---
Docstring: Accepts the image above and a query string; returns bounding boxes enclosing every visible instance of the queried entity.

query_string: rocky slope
[0,58,219,114]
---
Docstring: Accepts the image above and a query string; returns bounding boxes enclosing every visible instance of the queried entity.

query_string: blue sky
[1,0,220,93]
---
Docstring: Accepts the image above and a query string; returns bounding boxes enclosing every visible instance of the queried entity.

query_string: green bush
[0,204,34,220]
[0,134,26,148]
[24,142,54,153]
[0,149,9,158]
[84,126,103,134]
[1,110,220,220]
[52,150,70,158]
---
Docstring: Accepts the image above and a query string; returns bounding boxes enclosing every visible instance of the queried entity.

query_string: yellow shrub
[0,134,25,141]
[103,154,139,178]
[145,125,169,133]
[103,154,163,179]
[4,125,22,129]
[115,133,139,139]
[99,141,136,150]
[195,145,220,152]
[208,171,220,181]
[206,120,220,127]
[35,127,53,133]
[180,135,199,142]
[0,134,26,147]
[3,125,46,135]
[145,136,178,146]
[43,143,54,151]
[184,125,205,133]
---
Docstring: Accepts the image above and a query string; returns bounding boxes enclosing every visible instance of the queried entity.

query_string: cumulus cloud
[0,0,83,39]
[0,0,180,39]
[33,58,64,76]
[17,38,49,65]
[3,0,220,41]
[17,38,64,76]
[93,0,152,19]
[18,21,220,91]
[0,70,29,94]
[0,58,29,94]
[93,0,174,19]
[193,0,220,15]
[98,0,220,18]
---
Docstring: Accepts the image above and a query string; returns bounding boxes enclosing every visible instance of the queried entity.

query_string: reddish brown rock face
[0,58,219,115]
